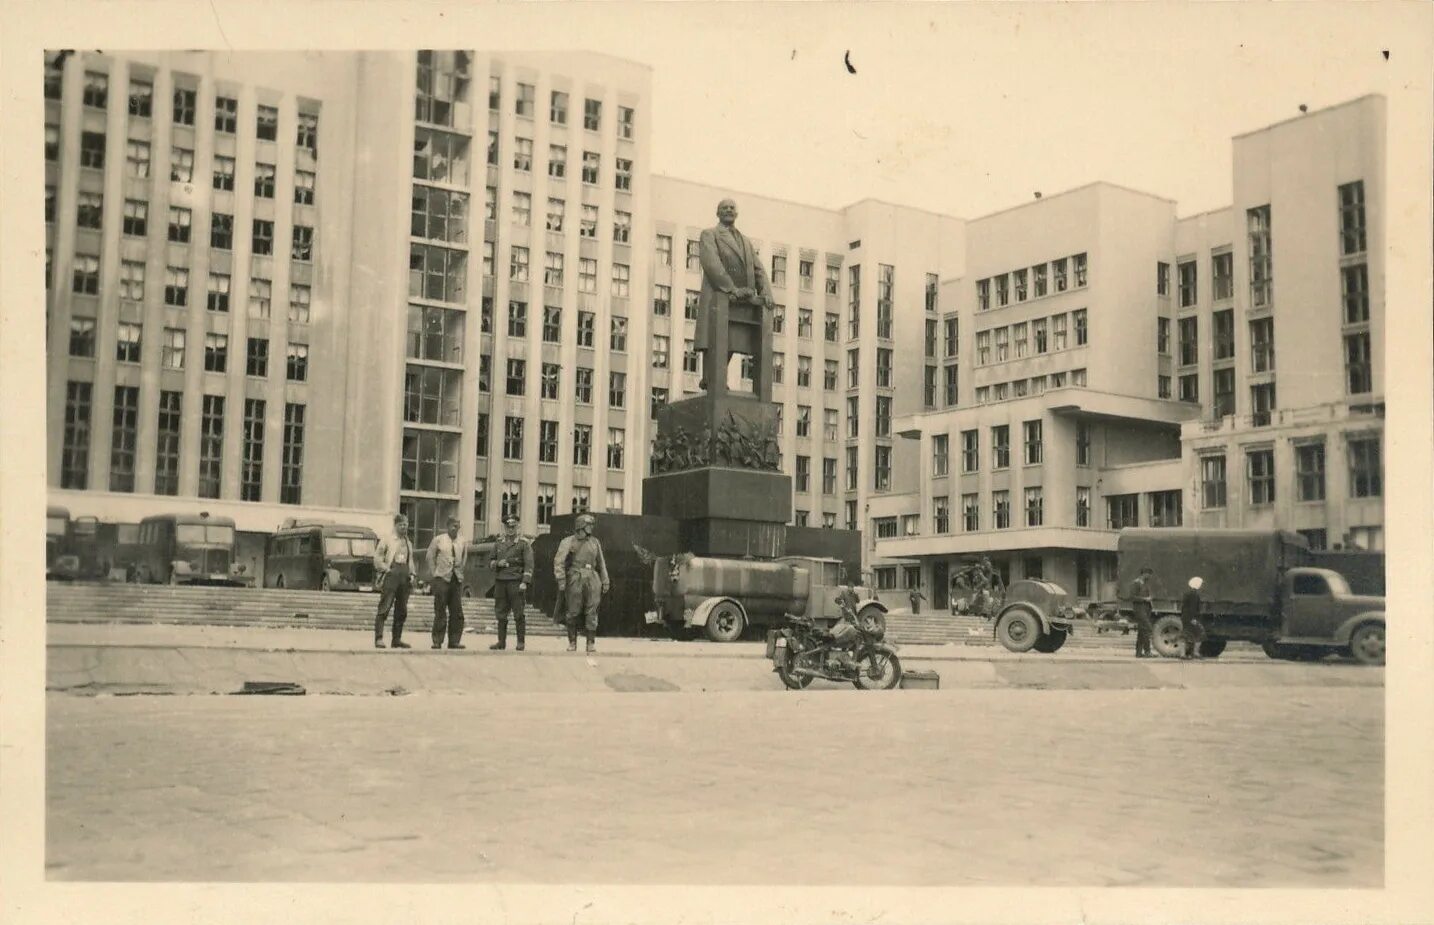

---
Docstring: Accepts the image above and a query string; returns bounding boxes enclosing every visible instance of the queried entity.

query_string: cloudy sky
[571,3,1419,220]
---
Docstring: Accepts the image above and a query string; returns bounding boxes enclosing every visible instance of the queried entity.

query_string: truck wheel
[996,609,1041,653]
[853,651,902,690]
[1152,616,1184,658]
[856,605,887,637]
[1347,623,1385,666]
[1197,638,1227,658]
[705,601,745,643]
[1033,628,1068,653]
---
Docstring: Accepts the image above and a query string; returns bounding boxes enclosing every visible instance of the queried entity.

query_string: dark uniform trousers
[494,580,526,645]
[1132,600,1154,656]
[430,574,465,647]
[375,561,412,643]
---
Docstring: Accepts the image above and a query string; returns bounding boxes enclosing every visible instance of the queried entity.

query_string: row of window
[487,76,636,141]
[975,310,1087,366]
[973,369,1087,405]
[912,486,1182,535]
[485,133,635,191]
[930,422,1091,477]
[469,478,630,534]
[52,61,320,153]
[67,319,309,380]
[471,416,630,469]
[1197,436,1381,509]
[977,253,1087,311]
[69,255,312,324]
[59,381,305,502]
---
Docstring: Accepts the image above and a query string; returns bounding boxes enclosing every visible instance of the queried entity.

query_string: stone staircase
[883,608,1134,649]
[46,582,564,636]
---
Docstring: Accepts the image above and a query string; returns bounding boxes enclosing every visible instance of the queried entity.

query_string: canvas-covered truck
[651,554,886,642]
[1105,528,1386,665]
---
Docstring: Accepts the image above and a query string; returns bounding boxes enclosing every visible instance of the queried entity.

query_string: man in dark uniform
[372,513,415,649]
[488,515,534,651]
[1180,576,1205,660]
[1130,566,1156,658]
[554,513,610,653]
[907,586,926,615]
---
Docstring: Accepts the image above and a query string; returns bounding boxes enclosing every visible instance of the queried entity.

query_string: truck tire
[1197,638,1227,658]
[1347,623,1385,666]
[996,608,1042,653]
[1152,616,1184,658]
[856,605,887,637]
[1033,628,1068,653]
[705,601,745,643]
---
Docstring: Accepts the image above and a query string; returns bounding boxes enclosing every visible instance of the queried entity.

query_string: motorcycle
[767,612,903,690]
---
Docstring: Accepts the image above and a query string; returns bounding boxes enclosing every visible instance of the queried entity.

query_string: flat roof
[1231,93,1383,141]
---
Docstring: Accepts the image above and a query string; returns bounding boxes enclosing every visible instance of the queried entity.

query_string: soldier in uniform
[553,513,610,653]
[1129,566,1156,658]
[1181,576,1206,660]
[488,516,534,651]
[372,513,415,649]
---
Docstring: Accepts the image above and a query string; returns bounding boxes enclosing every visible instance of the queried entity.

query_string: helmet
[576,513,596,529]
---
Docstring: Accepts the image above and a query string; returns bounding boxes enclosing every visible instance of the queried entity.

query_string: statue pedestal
[642,393,791,558]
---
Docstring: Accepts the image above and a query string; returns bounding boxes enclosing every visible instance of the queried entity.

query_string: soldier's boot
[585,631,596,655]
[490,619,507,650]
[567,624,578,652]
[515,615,526,651]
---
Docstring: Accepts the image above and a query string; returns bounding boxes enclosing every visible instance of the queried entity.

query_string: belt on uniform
[568,564,596,571]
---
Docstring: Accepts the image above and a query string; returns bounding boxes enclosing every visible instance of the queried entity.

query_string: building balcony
[1180,399,1385,441]
[895,387,1200,439]
[875,525,1121,560]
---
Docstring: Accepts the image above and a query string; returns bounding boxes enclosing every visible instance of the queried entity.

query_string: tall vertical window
[74,191,102,229]
[584,98,601,131]
[618,106,635,140]
[119,261,146,301]
[108,386,140,492]
[164,267,189,307]
[294,170,316,205]
[83,71,109,108]
[1250,382,1276,428]
[286,343,309,382]
[1179,317,1198,366]
[45,53,64,100]
[161,328,186,369]
[199,395,225,499]
[991,425,1010,469]
[1341,264,1370,324]
[289,285,311,324]
[845,446,859,492]
[503,416,524,460]
[155,391,182,495]
[538,420,559,464]
[213,155,235,191]
[1024,487,1044,527]
[1212,368,1235,418]
[126,140,151,178]
[281,404,305,504]
[501,482,522,522]
[1200,455,1227,509]
[214,96,238,133]
[1023,420,1043,465]
[241,398,266,501]
[1347,436,1381,498]
[80,131,106,169]
[538,485,558,526]
[874,445,891,491]
[1250,317,1275,373]
[1247,205,1272,307]
[961,494,979,532]
[1213,309,1235,360]
[210,212,234,249]
[246,337,269,378]
[1076,486,1091,527]
[1212,251,1233,301]
[505,357,526,396]
[115,323,142,363]
[573,424,592,466]
[607,428,625,470]
[1177,260,1197,307]
[204,333,228,372]
[1073,309,1088,346]
[170,146,195,183]
[538,364,559,400]
[255,104,279,141]
[1296,442,1326,502]
[168,206,192,243]
[1344,332,1372,394]
[61,382,93,489]
[1156,261,1171,296]
[931,434,949,477]
[173,86,196,125]
[1338,181,1366,256]
[296,111,319,152]
[1247,448,1275,505]
[248,278,272,318]
[550,90,568,124]
[1076,422,1092,466]
[992,491,1010,530]
[876,264,894,338]
[615,158,633,192]
[252,219,274,255]
[822,457,837,495]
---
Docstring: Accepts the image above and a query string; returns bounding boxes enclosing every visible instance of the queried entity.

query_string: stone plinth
[642,466,792,523]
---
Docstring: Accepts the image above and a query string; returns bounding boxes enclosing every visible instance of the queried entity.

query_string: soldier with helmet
[554,513,610,653]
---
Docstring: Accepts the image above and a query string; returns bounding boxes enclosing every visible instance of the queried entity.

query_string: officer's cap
[576,513,596,528]
[503,516,520,527]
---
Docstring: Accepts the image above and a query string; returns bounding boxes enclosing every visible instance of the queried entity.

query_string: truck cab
[1277,567,1385,665]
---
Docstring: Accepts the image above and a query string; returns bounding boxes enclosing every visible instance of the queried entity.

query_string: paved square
[46,686,1381,885]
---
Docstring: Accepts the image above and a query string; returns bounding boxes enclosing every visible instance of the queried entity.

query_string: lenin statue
[694,198,776,402]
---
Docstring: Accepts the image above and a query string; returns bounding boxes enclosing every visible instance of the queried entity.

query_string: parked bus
[130,512,251,586]
[264,520,380,591]
[46,505,81,580]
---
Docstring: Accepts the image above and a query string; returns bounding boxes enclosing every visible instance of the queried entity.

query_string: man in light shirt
[427,515,468,650]
[372,513,415,649]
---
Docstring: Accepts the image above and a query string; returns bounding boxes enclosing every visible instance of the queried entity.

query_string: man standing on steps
[427,515,469,650]
[488,516,534,651]
[553,513,610,653]
[372,513,415,649]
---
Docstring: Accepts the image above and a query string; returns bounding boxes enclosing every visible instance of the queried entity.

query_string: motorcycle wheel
[853,651,902,690]
[776,652,814,690]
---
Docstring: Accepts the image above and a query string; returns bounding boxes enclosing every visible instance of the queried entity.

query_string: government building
[44,50,1383,596]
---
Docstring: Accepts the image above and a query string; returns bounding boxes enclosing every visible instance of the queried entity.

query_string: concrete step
[47,582,565,635]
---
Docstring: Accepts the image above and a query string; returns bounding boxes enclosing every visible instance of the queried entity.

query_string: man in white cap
[1180,576,1206,660]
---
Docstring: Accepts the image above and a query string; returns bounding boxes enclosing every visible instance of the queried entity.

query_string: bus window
[46,515,67,537]
[116,524,140,544]
[176,524,235,544]
[325,536,378,558]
